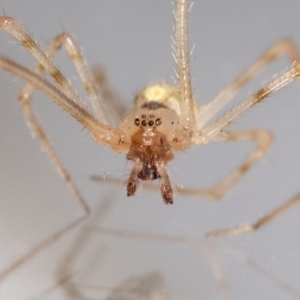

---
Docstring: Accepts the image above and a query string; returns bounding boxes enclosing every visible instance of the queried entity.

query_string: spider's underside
[1,0,300,236]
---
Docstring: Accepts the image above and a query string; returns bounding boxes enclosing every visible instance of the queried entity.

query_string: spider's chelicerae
[1,0,300,237]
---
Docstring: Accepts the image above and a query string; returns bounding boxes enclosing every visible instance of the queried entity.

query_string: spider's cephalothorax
[121,84,182,204]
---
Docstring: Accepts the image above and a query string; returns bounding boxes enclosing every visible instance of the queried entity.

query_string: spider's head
[126,124,175,204]
[119,107,179,204]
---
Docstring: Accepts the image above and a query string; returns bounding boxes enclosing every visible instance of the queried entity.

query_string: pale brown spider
[0,0,300,237]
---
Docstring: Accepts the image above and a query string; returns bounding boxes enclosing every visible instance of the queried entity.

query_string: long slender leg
[92,66,124,126]
[0,57,123,212]
[16,33,98,213]
[17,33,118,214]
[0,17,85,107]
[19,94,90,214]
[199,64,300,143]
[15,34,96,213]
[0,56,120,143]
[197,63,300,237]
[0,17,123,141]
[179,130,274,198]
[198,38,300,128]
[47,37,123,126]
[0,18,127,212]
[0,17,123,128]
[17,35,94,213]
[175,0,195,129]
[208,193,300,237]
[20,32,113,125]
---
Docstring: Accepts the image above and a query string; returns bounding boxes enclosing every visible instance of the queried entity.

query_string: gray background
[0,1,300,299]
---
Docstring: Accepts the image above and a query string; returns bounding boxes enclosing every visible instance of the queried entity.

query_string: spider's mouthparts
[138,165,160,182]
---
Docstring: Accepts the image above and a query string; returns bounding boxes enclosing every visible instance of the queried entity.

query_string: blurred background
[0,1,300,299]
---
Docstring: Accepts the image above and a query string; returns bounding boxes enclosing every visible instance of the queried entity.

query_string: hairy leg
[177,130,273,199]
[198,38,300,128]
[16,32,99,214]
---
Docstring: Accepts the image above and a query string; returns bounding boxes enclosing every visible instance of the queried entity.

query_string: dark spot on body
[140,101,168,110]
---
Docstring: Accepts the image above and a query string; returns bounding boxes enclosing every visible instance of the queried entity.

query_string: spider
[0,0,300,237]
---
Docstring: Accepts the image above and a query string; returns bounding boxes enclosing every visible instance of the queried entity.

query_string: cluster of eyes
[134,114,162,127]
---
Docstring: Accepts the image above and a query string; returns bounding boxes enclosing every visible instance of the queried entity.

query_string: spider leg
[196,62,300,237]
[0,17,119,128]
[0,17,84,106]
[0,17,123,141]
[20,32,121,126]
[16,33,122,213]
[0,18,128,212]
[92,66,125,126]
[207,192,300,237]
[175,0,195,130]
[199,64,300,142]
[198,38,300,128]
[176,130,274,199]
[0,56,93,213]
[19,93,90,214]
[0,56,123,213]
[16,33,102,213]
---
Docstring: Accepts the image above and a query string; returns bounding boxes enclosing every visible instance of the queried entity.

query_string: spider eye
[155,118,161,126]
[148,120,154,126]
[134,118,140,126]
[141,120,147,126]
[141,114,146,118]
[150,114,155,118]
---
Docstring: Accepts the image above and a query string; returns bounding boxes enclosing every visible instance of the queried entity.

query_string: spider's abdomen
[135,83,199,116]
[134,84,181,114]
